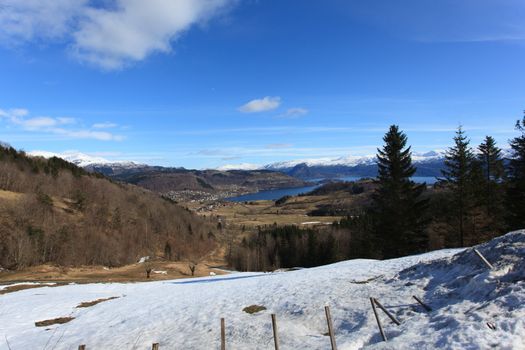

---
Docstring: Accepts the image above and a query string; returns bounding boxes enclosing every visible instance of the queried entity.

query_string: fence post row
[77,295,433,349]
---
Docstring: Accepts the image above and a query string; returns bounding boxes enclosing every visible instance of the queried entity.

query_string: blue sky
[0,0,524,168]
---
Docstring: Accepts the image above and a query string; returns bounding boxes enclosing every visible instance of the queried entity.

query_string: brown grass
[76,296,119,308]
[189,198,342,229]
[0,189,24,201]
[35,317,74,327]
[243,305,267,314]
[0,283,63,295]
[0,262,228,285]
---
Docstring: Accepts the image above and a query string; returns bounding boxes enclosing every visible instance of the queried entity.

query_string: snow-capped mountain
[28,150,142,168]
[217,163,261,171]
[220,150,447,171]
[264,155,376,170]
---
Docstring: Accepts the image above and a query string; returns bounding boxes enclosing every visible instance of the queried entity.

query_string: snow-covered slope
[1,232,524,349]
[28,150,141,168]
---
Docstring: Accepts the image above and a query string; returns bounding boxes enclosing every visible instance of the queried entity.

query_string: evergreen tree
[440,126,475,247]
[477,136,504,215]
[371,125,428,258]
[506,114,525,230]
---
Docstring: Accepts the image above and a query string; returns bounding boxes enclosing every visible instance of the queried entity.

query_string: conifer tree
[506,113,525,230]
[371,125,428,258]
[477,136,504,215]
[440,126,475,247]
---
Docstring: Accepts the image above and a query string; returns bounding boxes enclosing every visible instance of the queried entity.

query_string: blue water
[226,185,320,202]
[225,176,438,202]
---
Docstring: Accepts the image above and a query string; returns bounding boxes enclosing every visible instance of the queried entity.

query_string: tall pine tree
[477,136,504,215]
[440,126,475,247]
[506,113,525,230]
[371,125,428,258]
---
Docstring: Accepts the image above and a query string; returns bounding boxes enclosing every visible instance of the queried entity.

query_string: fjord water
[226,176,438,202]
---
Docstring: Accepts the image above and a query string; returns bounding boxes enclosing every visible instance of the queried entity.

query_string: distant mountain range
[28,150,448,180]
[30,147,516,183]
[220,151,447,179]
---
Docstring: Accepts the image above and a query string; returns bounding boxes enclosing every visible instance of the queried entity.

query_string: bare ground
[0,260,229,289]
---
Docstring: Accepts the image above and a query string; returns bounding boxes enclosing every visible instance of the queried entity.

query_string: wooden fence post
[370,297,387,341]
[474,249,494,269]
[324,306,338,350]
[152,343,159,350]
[78,346,86,350]
[412,295,432,312]
[373,298,401,325]
[271,314,280,350]
[221,317,226,350]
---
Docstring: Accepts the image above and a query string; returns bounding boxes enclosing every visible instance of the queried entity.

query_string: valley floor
[1,232,524,349]
[0,260,227,285]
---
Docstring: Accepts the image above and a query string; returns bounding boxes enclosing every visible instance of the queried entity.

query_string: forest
[228,115,525,271]
[0,146,218,269]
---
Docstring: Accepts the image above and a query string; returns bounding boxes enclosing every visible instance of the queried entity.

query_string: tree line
[229,113,525,271]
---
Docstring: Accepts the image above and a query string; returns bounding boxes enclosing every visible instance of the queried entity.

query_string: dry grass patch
[35,317,74,327]
[76,296,119,308]
[243,305,267,314]
[0,189,24,201]
[0,283,61,295]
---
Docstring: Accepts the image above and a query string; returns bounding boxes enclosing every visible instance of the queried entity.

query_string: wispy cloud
[265,143,293,149]
[0,0,235,70]
[238,96,281,113]
[92,122,118,129]
[0,107,124,141]
[276,107,309,119]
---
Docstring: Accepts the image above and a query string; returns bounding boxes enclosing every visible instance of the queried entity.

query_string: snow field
[0,231,524,349]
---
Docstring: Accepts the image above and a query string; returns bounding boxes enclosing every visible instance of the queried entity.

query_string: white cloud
[277,107,309,119]
[0,0,87,44]
[0,0,234,69]
[0,107,124,141]
[92,122,118,129]
[0,108,28,119]
[265,143,293,149]
[238,96,281,113]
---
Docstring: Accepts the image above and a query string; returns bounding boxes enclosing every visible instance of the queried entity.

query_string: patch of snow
[28,150,141,168]
[138,256,150,264]
[153,270,168,275]
[0,232,524,349]
[209,272,217,276]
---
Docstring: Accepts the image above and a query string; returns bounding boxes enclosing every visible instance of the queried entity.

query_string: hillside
[0,146,218,269]
[0,231,523,349]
